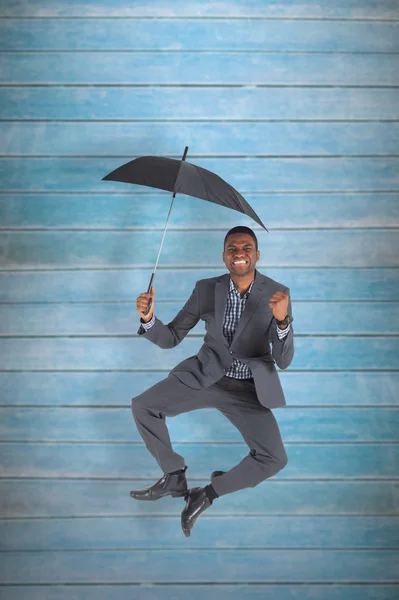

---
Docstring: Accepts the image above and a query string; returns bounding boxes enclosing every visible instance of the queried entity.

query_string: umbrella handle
[143,271,154,315]
[137,271,155,334]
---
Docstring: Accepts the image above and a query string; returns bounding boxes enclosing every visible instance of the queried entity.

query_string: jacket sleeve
[137,282,200,349]
[268,287,295,370]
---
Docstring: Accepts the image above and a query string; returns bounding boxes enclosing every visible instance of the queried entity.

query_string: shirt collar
[229,276,255,298]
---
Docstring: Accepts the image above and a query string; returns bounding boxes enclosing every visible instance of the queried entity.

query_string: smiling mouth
[232,261,249,266]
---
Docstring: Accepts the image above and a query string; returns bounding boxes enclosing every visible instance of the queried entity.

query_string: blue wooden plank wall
[0,0,398,598]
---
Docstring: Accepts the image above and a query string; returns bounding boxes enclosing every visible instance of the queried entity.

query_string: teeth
[234,261,247,264]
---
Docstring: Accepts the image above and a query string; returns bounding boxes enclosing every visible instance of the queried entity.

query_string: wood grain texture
[1,407,398,442]
[1,88,398,120]
[1,337,398,370]
[0,549,397,583]
[1,372,398,406]
[1,0,398,19]
[1,231,398,268]
[2,122,399,155]
[1,479,398,517]
[0,586,398,600]
[1,516,398,550]
[1,20,398,52]
[1,442,398,478]
[1,53,398,85]
[1,194,398,229]
[1,158,398,193]
[0,302,397,335]
[1,268,397,302]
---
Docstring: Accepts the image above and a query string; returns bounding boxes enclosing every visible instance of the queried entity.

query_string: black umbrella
[102,146,268,333]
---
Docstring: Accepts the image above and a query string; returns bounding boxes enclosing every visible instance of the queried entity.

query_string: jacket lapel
[215,273,230,348]
[214,269,265,349]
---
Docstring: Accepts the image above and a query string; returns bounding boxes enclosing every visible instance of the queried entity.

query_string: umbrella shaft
[148,192,176,289]
[146,146,189,293]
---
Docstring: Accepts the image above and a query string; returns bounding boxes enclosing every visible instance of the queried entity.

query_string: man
[131,226,294,537]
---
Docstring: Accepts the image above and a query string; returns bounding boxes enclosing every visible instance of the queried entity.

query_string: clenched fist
[136,286,155,322]
[269,290,289,321]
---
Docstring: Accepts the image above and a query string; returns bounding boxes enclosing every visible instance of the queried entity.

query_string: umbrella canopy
[102,154,268,231]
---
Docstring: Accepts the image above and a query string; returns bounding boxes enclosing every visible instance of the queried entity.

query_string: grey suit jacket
[138,268,294,409]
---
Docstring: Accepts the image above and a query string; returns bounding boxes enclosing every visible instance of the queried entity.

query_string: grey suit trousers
[131,373,288,497]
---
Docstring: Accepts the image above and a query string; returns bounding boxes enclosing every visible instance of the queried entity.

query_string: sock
[169,466,187,476]
[205,483,219,504]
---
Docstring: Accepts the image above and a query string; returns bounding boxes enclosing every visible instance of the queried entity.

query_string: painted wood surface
[1,19,398,52]
[1,0,398,18]
[3,122,399,155]
[1,231,399,268]
[2,406,399,442]
[0,0,398,596]
[1,194,399,229]
[1,53,398,85]
[0,549,398,583]
[1,516,398,550]
[0,586,398,600]
[1,337,398,369]
[2,158,398,193]
[1,479,398,516]
[1,88,398,120]
[1,442,398,478]
[1,372,398,406]
[1,268,398,301]
[0,301,398,335]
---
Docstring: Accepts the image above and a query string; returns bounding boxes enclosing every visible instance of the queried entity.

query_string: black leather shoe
[130,468,188,501]
[181,486,212,538]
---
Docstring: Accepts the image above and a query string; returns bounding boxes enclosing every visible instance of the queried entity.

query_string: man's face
[222,233,260,276]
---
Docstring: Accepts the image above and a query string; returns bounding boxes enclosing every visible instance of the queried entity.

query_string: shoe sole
[130,489,188,500]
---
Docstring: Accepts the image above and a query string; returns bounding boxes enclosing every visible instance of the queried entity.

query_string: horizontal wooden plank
[1,20,398,52]
[2,122,399,156]
[1,516,397,550]
[1,53,398,85]
[1,0,398,19]
[0,549,397,583]
[2,194,399,229]
[1,268,397,302]
[0,302,397,335]
[1,407,397,442]
[1,586,398,600]
[0,337,398,370]
[1,231,398,269]
[1,372,398,407]
[1,88,398,120]
[1,442,397,478]
[2,479,397,517]
[1,158,398,194]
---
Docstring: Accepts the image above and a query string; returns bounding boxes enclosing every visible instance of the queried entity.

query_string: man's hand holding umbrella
[137,287,155,323]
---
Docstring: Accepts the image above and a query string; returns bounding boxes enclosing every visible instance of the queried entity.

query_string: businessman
[130,225,294,537]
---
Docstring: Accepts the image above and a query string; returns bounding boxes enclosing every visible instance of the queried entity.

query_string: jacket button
[229,350,233,354]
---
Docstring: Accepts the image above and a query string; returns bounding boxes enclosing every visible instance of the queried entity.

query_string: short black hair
[224,226,258,251]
